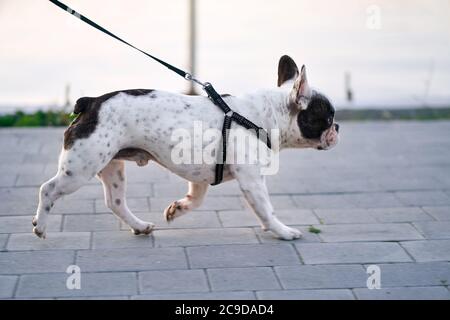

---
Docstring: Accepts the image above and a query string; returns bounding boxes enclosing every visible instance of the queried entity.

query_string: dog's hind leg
[33,152,97,238]
[164,182,209,222]
[97,159,154,235]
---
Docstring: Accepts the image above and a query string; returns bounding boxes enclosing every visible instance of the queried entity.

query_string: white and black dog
[33,55,339,240]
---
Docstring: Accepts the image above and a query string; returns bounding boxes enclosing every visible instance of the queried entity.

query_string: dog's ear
[277,55,299,87]
[290,65,312,109]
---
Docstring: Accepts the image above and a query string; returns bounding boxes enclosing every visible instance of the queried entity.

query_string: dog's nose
[334,123,339,132]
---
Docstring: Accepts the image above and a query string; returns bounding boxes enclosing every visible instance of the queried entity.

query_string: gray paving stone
[395,191,450,206]
[126,167,170,183]
[0,186,38,201]
[0,276,18,298]
[317,223,424,242]
[139,269,208,294]
[187,244,300,268]
[0,174,16,187]
[153,228,258,247]
[268,196,298,209]
[412,221,450,239]
[16,272,138,298]
[255,226,322,244]
[15,173,52,187]
[219,209,319,228]
[0,215,62,233]
[208,267,280,291]
[22,153,58,165]
[275,265,367,289]
[0,154,24,164]
[401,240,450,262]
[0,234,9,250]
[63,214,120,232]
[121,211,221,230]
[0,163,45,175]
[63,183,151,200]
[368,262,450,287]
[2,124,450,299]
[296,242,412,264]
[76,247,187,272]
[256,289,355,300]
[353,286,450,300]
[422,206,450,220]
[0,250,75,274]
[151,183,187,198]
[313,209,376,224]
[293,194,355,209]
[346,192,405,208]
[95,197,150,213]
[132,291,256,300]
[0,199,40,216]
[372,176,444,192]
[266,180,311,194]
[92,231,153,249]
[52,199,95,214]
[149,196,243,211]
[367,207,433,223]
[7,232,91,251]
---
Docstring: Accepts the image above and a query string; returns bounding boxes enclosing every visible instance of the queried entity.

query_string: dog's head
[278,55,339,150]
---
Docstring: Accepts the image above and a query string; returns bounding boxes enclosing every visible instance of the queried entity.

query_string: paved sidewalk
[1,121,450,300]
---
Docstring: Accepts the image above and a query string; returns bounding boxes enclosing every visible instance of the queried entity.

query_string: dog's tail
[73,97,95,115]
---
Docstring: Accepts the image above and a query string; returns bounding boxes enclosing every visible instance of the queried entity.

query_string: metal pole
[345,71,353,105]
[187,0,198,95]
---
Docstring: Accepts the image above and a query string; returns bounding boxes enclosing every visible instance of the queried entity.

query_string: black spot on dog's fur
[115,199,121,206]
[297,93,335,139]
[113,183,118,189]
[64,89,154,149]
[117,170,124,181]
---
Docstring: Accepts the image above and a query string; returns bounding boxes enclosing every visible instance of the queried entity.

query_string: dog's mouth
[317,124,339,150]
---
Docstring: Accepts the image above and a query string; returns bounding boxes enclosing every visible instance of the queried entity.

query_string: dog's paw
[132,223,155,236]
[33,226,47,239]
[164,201,188,222]
[32,216,47,239]
[32,216,37,227]
[272,225,303,241]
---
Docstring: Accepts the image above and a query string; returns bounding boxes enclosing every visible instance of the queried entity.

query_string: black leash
[48,0,271,185]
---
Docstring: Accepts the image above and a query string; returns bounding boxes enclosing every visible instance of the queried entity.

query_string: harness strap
[48,0,272,186]
[213,114,233,185]
[205,83,272,185]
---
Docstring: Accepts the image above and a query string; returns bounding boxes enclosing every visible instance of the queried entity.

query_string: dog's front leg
[232,165,302,240]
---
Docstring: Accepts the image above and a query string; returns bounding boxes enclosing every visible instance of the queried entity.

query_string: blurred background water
[0,0,449,113]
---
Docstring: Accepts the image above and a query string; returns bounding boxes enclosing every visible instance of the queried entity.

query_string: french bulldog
[32,55,339,240]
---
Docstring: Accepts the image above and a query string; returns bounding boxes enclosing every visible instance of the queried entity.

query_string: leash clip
[184,73,206,88]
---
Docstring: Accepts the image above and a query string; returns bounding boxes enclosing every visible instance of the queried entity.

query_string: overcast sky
[1,0,449,110]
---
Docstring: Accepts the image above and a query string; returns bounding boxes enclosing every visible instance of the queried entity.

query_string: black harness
[49,0,271,185]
